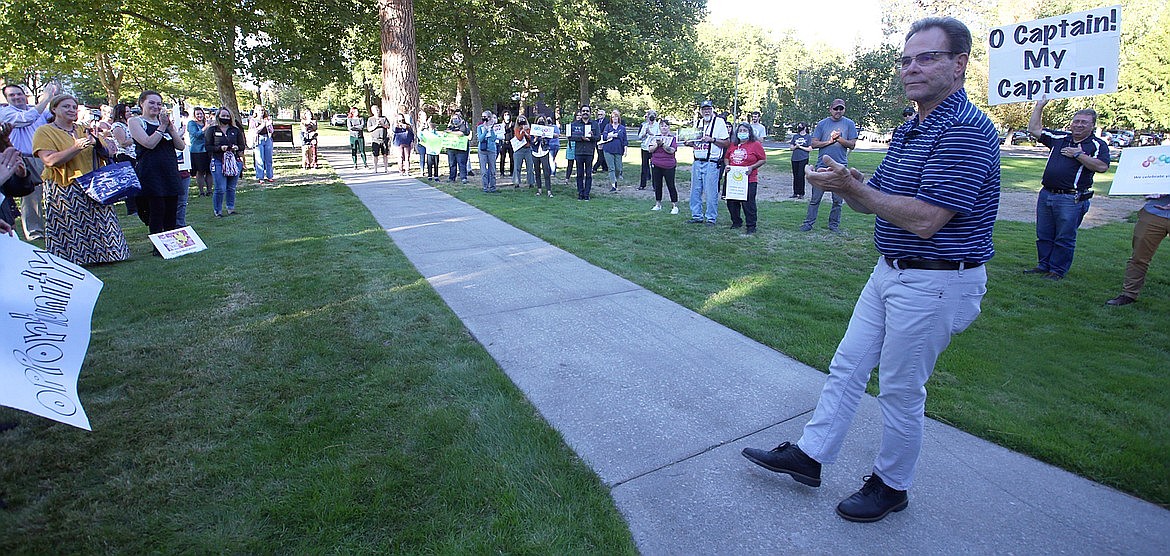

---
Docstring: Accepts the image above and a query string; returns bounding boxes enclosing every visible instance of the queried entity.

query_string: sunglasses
[831,106,845,111]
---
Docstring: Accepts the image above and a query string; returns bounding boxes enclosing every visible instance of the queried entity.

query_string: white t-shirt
[692,116,730,161]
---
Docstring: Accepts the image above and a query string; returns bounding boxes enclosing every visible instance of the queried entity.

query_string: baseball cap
[902,107,915,117]
[700,100,714,108]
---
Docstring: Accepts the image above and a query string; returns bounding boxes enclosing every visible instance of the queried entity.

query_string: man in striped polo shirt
[742,17,1000,523]
[1023,98,1111,280]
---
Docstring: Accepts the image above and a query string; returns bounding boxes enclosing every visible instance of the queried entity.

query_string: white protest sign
[148,226,208,259]
[1108,146,1170,196]
[0,235,102,430]
[530,124,556,138]
[724,166,749,200]
[987,6,1121,105]
[509,136,527,152]
[492,123,505,137]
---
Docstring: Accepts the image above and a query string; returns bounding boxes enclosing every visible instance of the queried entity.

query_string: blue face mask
[737,132,750,141]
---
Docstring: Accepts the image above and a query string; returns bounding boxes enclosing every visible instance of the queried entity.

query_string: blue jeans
[447,149,468,181]
[513,146,534,186]
[690,160,721,222]
[211,158,239,215]
[797,258,986,491]
[254,136,273,180]
[479,150,498,191]
[1035,188,1090,276]
[803,185,843,229]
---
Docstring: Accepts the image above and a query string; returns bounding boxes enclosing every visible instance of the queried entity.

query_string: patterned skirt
[43,180,131,265]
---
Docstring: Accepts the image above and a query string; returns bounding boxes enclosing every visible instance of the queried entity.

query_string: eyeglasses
[898,51,957,70]
[831,106,845,111]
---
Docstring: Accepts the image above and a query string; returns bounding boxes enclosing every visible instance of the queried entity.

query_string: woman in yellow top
[32,94,130,265]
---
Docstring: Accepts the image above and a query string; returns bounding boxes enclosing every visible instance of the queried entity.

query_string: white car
[330,113,347,126]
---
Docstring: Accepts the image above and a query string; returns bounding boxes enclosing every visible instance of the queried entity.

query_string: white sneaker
[651,204,662,211]
[670,206,679,215]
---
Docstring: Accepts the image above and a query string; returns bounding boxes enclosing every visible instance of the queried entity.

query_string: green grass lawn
[429,160,1170,509]
[0,150,637,553]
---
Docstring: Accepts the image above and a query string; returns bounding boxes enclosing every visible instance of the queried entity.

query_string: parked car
[1105,129,1134,147]
[1006,131,1035,146]
[330,113,347,126]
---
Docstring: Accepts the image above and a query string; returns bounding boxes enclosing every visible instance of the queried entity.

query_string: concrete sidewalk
[322,151,1170,555]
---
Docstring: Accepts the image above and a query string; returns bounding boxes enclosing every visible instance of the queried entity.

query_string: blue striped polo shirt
[868,89,1001,264]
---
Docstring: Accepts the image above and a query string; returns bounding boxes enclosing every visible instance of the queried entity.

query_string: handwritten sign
[987,6,1121,104]
[439,131,468,151]
[0,236,103,430]
[1108,146,1170,195]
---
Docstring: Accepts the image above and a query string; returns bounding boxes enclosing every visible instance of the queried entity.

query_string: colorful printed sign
[1109,146,1170,195]
[148,226,208,259]
[724,166,749,200]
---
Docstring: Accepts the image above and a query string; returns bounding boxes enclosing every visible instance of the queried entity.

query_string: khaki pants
[1122,208,1170,299]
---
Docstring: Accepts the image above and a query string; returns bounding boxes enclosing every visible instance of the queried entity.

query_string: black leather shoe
[1106,295,1135,306]
[741,442,821,487]
[836,474,908,523]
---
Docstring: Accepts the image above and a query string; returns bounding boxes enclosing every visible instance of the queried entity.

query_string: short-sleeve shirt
[812,116,857,167]
[692,116,730,161]
[0,104,49,154]
[1037,128,1110,191]
[32,123,96,185]
[725,141,767,181]
[790,133,812,162]
[867,89,1001,264]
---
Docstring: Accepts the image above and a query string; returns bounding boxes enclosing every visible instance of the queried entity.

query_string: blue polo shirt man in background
[1023,97,1111,280]
[741,17,1000,523]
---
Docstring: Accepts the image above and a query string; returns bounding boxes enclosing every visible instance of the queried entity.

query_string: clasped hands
[806,155,864,194]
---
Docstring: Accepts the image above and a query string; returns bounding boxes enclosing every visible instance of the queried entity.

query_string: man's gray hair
[1074,108,1098,125]
[905,17,972,55]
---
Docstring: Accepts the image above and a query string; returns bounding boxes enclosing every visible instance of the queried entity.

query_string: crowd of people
[0,81,278,264]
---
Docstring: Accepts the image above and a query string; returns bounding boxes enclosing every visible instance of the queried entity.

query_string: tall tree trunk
[578,67,590,106]
[455,77,465,115]
[466,60,482,123]
[518,77,530,118]
[94,52,122,105]
[380,0,420,119]
[210,59,241,122]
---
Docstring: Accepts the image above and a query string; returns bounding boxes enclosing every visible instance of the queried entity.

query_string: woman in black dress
[129,90,186,236]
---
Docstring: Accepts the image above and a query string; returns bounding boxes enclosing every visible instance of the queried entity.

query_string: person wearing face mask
[647,118,679,214]
[601,109,628,193]
[250,106,274,183]
[511,115,535,188]
[637,110,661,190]
[725,123,767,234]
[204,107,248,217]
[445,110,470,183]
[532,116,554,197]
[476,110,499,193]
[498,111,515,178]
[684,100,730,225]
